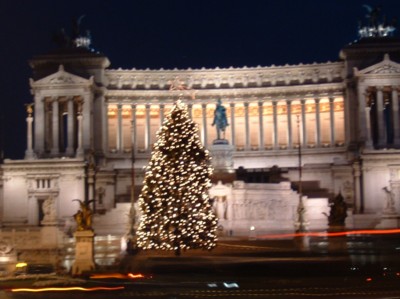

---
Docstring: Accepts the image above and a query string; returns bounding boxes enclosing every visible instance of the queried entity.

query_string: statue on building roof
[358,5,396,39]
[72,15,86,40]
[364,5,381,28]
[212,99,229,141]
[52,15,93,50]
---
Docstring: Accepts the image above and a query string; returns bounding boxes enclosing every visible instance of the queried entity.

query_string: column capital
[300,99,306,105]
[130,104,136,109]
[376,86,384,92]
[117,103,123,109]
[391,85,400,92]
[272,101,278,106]
[258,101,263,107]
[329,96,335,103]
[243,102,249,107]
[201,103,207,108]
[286,100,292,105]
[159,104,165,109]
[145,104,151,109]
[314,98,320,103]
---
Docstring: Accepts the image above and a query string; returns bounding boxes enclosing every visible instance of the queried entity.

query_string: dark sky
[0,0,399,159]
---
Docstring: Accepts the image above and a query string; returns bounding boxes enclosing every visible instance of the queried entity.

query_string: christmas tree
[136,100,218,256]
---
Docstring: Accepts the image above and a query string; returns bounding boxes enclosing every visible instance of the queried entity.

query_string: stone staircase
[93,203,131,236]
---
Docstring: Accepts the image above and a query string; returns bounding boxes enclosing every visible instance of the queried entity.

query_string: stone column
[103,102,108,154]
[258,101,264,150]
[202,103,208,146]
[145,104,151,152]
[159,104,165,127]
[51,98,59,155]
[392,87,400,147]
[329,97,335,147]
[66,97,75,155]
[286,100,292,149]
[131,104,137,154]
[88,163,95,203]
[365,106,373,149]
[359,87,373,149]
[353,161,362,213]
[301,100,307,146]
[230,103,235,147]
[357,85,368,143]
[315,98,321,147]
[272,101,278,149]
[82,94,92,150]
[76,112,84,157]
[117,103,123,152]
[188,103,193,119]
[244,102,250,150]
[25,106,34,159]
[34,95,45,154]
[377,87,386,147]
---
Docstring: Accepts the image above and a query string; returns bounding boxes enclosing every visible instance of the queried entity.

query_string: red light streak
[90,272,146,279]
[257,229,400,239]
[128,273,145,279]
[11,286,124,292]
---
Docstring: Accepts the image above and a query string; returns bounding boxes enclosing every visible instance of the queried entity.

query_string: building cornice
[105,82,344,104]
[2,159,85,172]
[105,61,345,90]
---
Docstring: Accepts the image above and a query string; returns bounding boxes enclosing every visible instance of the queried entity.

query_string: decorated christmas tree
[136,100,218,255]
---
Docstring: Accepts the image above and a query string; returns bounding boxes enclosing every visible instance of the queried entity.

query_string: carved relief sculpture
[42,195,56,224]
[382,186,396,214]
[213,196,227,220]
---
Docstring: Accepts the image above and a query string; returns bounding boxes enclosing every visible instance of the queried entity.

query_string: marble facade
[1,22,400,260]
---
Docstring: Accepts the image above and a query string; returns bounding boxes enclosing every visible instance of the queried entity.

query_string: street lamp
[296,115,306,232]
[128,116,136,238]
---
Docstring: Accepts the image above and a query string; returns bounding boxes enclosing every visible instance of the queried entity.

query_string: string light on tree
[136,100,218,256]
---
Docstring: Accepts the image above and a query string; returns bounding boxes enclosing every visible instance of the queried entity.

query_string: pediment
[356,54,400,76]
[31,65,93,86]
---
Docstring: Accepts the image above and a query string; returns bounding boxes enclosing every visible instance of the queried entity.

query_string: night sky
[1,0,399,159]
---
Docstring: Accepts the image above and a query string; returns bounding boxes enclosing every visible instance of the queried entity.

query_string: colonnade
[30,96,85,157]
[107,97,344,154]
[359,85,400,148]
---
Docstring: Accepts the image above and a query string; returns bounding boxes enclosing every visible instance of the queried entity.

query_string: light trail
[90,272,145,279]
[257,228,400,239]
[11,286,124,292]
[127,273,145,279]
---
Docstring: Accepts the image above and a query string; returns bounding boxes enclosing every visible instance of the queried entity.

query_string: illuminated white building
[2,18,400,258]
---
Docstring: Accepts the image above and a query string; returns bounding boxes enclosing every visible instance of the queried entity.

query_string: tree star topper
[169,76,197,100]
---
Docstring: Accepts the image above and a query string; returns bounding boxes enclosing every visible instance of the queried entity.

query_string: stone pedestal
[40,226,63,247]
[209,140,234,173]
[376,213,400,228]
[72,230,95,276]
[327,226,347,252]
